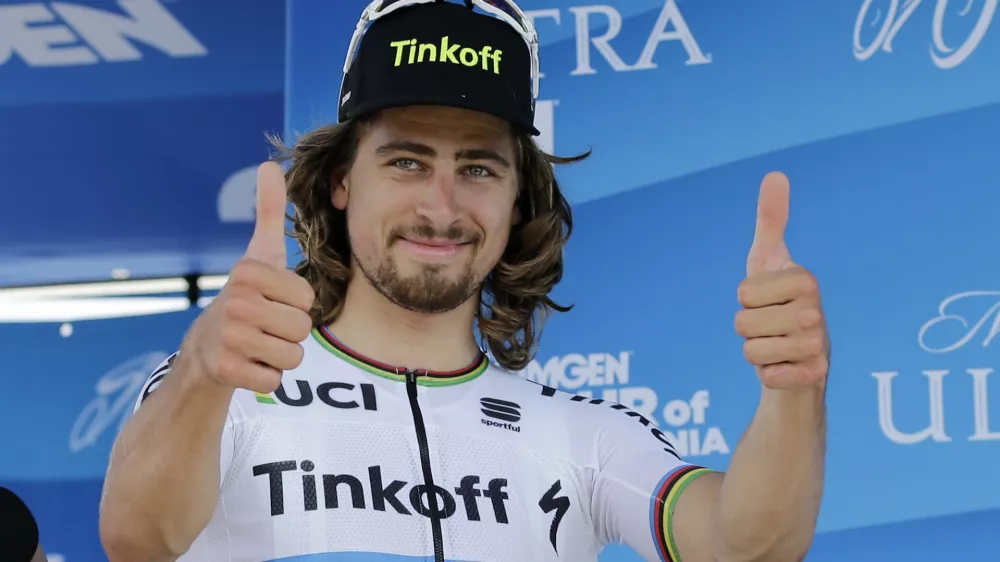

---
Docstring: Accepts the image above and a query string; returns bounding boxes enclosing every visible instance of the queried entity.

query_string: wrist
[172,347,238,401]
[759,383,826,421]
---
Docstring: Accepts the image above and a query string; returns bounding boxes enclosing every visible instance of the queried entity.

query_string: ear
[331,169,349,210]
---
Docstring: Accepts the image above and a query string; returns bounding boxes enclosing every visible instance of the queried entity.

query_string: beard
[355,224,484,314]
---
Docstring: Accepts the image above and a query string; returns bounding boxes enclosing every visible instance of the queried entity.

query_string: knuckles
[227,258,317,313]
[228,258,267,287]
[742,339,760,364]
[789,267,820,297]
[797,306,823,329]
[798,335,826,358]
[739,266,821,307]
[736,278,754,307]
[289,311,314,343]
[733,309,753,337]
[288,274,317,313]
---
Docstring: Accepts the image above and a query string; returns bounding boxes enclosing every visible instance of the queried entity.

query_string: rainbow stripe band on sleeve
[649,465,717,562]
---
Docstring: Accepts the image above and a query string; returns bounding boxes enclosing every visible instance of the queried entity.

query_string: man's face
[334,105,520,313]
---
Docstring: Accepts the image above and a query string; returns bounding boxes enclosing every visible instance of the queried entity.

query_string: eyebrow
[375,141,511,169]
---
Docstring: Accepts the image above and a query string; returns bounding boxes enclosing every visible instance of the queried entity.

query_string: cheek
[474,207,516,263]
[344,199,384,264]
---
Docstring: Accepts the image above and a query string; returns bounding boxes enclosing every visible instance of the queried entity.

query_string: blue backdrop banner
[0,0,285,286]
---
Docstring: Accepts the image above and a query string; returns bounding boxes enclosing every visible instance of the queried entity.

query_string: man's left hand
[734,171,829,390]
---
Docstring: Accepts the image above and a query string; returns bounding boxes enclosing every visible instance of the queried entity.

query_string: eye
[390,158,422,171]
[464,165,496,179]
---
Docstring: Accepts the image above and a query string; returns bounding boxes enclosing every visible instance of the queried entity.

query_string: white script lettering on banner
[0,0,206,67]
[70,351,168,452]
[520,353,730,457]
[524,0,711,78]
[873,291,1000,445]
[853,0,997,69]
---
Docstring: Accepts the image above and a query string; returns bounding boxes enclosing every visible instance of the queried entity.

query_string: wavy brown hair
[269,114,588,371]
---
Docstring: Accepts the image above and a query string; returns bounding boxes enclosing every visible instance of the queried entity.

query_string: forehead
[363,106,516,154]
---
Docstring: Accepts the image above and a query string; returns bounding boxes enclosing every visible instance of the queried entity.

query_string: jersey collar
[312,326,489,387]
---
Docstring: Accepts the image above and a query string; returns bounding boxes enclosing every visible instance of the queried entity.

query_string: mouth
[396,237,471,259]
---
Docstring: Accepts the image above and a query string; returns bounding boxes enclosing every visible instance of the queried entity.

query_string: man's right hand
[185,161,315,393]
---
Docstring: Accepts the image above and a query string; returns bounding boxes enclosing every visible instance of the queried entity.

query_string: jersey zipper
[403,369,445,562]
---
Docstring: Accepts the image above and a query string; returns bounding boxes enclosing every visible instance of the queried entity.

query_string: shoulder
[482,364,682,461]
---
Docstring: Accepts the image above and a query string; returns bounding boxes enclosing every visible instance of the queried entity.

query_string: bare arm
[673,386,825,562]
[675,173,828,561]
[99,350,234,562]
[99,163,314,561]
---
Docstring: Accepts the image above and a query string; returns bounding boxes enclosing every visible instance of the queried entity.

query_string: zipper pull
[401,368,424,385]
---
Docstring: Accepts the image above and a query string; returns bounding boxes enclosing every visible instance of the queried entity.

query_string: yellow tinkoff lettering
[390,37,502,74]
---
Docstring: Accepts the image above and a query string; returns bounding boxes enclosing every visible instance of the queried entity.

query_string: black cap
[338,2,538,135]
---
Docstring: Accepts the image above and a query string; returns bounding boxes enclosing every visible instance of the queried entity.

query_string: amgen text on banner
[0,0,207,67]
[518,352,730,458]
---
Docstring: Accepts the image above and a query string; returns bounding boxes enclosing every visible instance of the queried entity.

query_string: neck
[327,274,482,373]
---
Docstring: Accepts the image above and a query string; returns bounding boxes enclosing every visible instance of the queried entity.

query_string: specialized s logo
[390,36,502,74]
[539,480,570,554]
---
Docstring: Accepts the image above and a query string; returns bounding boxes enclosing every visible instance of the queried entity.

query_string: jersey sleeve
[132,352,238,489]
[590,404,718,562]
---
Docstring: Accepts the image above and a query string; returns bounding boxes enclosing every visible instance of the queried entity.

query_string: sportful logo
[254,380,378,412]
[0,0,207,68]
[253,461,511,523]
[390,37,503,74]
[480,397,521,432]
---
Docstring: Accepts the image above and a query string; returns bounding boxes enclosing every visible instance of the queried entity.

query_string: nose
[414,168,461,229]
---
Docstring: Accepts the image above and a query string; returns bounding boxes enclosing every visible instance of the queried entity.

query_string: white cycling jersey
[133,326,714,562]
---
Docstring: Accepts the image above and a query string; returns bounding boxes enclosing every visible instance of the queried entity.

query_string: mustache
[390,224,481,244]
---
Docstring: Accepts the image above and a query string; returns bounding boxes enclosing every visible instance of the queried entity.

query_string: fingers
[245,162,289,267]
[743,334,826,366]
[223,290,313,343]
[258,298,314,343]
[218,321,304,373]
[229,258,315,313]
[738,267,818,309]
[232,362,283,395]
[735,302,823,338]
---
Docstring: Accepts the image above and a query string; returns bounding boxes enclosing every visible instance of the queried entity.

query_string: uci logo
[390,36,502,74]
[255,380,378,411]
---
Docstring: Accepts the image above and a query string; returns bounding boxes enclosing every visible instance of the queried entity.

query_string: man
[100,1,829,561]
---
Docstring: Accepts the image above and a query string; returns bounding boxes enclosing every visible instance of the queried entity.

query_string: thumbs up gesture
[184,162,316,393]
[734,172,829,390]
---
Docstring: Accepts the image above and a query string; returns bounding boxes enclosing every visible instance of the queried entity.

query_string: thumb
[747,171,792,275]
[245,161,289,267]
